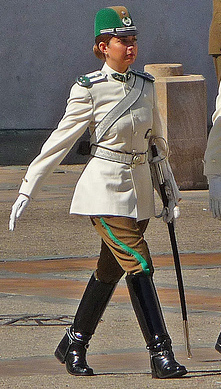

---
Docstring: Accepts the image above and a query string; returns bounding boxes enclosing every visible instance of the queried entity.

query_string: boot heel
[55,348,65,363]
[215,332,221,353]
[55,333,70,364]
[150,358,158,378]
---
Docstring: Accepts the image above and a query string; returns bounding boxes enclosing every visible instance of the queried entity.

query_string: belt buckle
[131,153,142,169]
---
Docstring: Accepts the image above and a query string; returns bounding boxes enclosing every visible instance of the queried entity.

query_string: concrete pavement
[0,165,221,388]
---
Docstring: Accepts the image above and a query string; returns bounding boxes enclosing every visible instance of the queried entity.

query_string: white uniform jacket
[204,81,221,176]
[19,63,164,221]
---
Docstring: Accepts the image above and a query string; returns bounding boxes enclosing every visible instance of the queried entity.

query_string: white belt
[91,145,147,168]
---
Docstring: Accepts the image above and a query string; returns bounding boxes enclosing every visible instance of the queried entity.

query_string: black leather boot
[126,272,187,379]
[215,332,221,353]
[149,335,187,378]
[55,272,116,376]
[55,328,93,376]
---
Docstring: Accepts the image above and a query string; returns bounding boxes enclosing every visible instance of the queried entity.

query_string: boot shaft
[74,272,117,335]
[126,272,168,344]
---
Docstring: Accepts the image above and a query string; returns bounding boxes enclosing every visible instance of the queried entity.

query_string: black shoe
[149,336,187,379]
[55,329,94,376]
[215,332,221,354]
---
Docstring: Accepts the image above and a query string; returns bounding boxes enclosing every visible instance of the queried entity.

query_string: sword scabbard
[150,142,192,358]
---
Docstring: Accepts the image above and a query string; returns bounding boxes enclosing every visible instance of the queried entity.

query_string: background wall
[0,0,215,164]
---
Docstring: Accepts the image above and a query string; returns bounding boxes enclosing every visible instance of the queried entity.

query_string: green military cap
[94,6,138,37]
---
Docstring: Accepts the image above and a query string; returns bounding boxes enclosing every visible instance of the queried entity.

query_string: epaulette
[131,69,155,82]
[77,70,107,87]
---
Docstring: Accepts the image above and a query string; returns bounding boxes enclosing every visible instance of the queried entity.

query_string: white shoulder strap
[90,75,145,145]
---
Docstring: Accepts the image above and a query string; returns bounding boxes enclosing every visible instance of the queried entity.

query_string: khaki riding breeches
[90,216,154,283]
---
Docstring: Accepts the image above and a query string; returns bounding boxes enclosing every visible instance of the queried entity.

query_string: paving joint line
[1,250,221,263]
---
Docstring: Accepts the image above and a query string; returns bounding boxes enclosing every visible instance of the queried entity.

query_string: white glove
[149,155,181,223]
[208,175,221,220]
[9,194,30,231]
[162,204,180,224]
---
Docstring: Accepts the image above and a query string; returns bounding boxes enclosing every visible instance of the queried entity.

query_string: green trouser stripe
[100,217,150,275]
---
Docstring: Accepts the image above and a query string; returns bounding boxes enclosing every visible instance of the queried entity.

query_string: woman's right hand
[9,194,30,231]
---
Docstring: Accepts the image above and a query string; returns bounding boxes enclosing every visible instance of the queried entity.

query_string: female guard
[9,6,187,379]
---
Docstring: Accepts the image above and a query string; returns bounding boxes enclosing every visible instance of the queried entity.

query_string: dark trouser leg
[126,272,187,379]
[55,272,117,376]
[95,239,125,283]
[215,332,221,353]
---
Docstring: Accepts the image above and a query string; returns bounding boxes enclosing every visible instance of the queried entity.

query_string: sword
[150,142,192,359]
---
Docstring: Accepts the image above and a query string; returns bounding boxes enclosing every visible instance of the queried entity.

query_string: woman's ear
[98,42,108,55]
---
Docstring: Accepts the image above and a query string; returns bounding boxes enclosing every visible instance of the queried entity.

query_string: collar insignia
[112,72,131,82]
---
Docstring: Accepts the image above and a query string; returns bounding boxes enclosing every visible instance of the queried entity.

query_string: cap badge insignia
[122,17,132,27]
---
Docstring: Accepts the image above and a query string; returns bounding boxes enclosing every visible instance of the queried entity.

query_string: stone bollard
[144,63,208,190]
